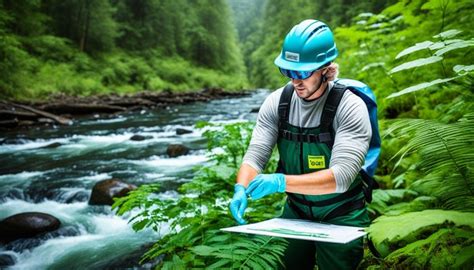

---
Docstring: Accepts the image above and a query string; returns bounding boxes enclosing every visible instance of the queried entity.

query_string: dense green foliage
[332,0,474,268]
[0,0,247,100]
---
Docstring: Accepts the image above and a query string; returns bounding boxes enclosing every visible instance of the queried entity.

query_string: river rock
[176,128,193,135]
[130,134,151,141]
[0,212,61,243]
[89,179,137,206]
[39,142,62,149]
[4,225,80,253]
[166,144,189,157]
[0,253,15,267]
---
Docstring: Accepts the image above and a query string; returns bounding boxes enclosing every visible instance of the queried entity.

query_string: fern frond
[189,235,287,269]
[390,114,474,211]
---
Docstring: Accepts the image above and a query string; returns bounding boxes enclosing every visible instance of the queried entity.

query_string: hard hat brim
[274,52,336,72]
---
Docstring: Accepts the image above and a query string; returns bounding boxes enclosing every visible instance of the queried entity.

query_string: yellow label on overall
[308,155,326,169]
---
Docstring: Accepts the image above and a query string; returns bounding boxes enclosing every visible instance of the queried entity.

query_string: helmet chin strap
[303,73,328,101]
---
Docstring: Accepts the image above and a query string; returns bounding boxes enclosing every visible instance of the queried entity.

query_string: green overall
[276,85,370,270]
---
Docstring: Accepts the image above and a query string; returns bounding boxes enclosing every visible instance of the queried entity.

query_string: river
[0,89,268,269]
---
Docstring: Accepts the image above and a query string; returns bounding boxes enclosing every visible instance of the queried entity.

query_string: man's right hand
[229,184,247,225]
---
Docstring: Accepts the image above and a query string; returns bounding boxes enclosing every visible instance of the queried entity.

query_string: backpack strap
[319,83,347,148]
[276,84,295,174]
[278,83,295,128]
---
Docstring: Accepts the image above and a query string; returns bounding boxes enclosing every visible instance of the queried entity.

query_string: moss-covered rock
[383,228,474,269]
[368,209,474,257]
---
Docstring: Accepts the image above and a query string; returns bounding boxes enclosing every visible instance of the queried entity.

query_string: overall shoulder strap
[319,83,347,149]
[278,83,294,128]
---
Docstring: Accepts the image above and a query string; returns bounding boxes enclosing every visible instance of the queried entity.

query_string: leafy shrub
[113,122,286,269]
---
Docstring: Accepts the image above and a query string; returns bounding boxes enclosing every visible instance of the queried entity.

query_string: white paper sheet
[221,218,367,244]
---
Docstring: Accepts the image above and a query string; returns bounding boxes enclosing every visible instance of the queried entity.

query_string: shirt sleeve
[242,88,282,172]
[330,91,372,193]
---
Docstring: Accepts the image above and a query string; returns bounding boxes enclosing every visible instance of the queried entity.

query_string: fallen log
[106,98,155,107]
[40,103,126,115]
[0,110,37,121]
[11,103,72,125]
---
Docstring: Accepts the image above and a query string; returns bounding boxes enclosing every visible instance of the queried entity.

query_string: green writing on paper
[249,228,330,238]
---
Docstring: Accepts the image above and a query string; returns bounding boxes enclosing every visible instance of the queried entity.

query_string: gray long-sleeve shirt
[242,82,371,193]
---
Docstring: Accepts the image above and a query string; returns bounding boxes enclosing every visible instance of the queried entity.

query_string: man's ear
[322,69,328,82]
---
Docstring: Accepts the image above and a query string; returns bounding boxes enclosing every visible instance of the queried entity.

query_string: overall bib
[276,84,370,270]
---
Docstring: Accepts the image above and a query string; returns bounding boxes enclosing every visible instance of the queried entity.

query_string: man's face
[291,68,326,100]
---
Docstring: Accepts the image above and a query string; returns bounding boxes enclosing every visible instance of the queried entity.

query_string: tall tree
[187,0,244,72]
[113,0,185,53]
[228,0,267,80]
[1,0,48,36]
[43,0,118,53]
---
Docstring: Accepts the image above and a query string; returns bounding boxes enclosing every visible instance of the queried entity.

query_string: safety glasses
[279,62,331,80]
[279,68,315,80]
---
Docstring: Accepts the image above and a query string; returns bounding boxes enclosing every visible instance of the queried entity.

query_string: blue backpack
[335,79,381,177]
[278,79,380,201]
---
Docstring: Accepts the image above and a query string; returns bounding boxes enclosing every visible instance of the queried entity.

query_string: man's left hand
[246,173,286,200]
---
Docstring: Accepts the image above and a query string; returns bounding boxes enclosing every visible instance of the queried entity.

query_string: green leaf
[427,39,464,50]
[389,116,474,211]
[453,64,474,75]
[190,245,215,256]
[433,29,462,39]
[434,39,474,56]
[207,234,230,243]
[428,41,446,50]
[207,258,231,269]
[131,219,149,231]
[390,56,443,74]
[368,209,474,257]
[395,41,433,59]
[386,77,458,98]
[361,62,385,71]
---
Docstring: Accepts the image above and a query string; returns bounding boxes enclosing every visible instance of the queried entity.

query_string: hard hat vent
[308,25,328,39]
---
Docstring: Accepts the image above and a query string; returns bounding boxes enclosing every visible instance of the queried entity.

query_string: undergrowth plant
[364,14,474,270]
[333,1,474,268]
[113,121,287,269]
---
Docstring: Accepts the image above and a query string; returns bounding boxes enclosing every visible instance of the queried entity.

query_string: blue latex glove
[246,173,286,200]
[229,184,248,225]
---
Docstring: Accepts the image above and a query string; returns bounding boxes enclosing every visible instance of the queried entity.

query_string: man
[229,19,372,269]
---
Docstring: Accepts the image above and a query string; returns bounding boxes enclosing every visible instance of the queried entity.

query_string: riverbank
[0,88,250,130]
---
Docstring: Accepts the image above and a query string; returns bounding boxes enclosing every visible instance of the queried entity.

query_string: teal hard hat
[274,19,338,72]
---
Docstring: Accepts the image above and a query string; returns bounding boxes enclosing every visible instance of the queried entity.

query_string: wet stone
[166,144,189,157]
[89,179,136,206]
[39,142,62,149]
[176,128,193,135]
[0,212,61,243]
[4,225,80,252]
[130,134,151,141]
[0,253,15,267]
